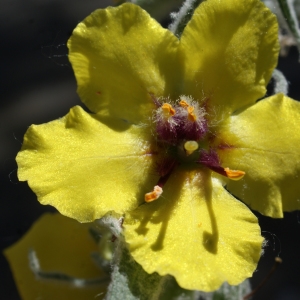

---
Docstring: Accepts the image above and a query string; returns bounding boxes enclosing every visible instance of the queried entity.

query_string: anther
[179,100,197,122]
[161,103,176,117]
[187,106,197,122]
[184,140,199,156]
[145,160,177,203]
[224,167,245,180]
[179,100,189,108]
[198,150,245,180]
[145,185,163,203]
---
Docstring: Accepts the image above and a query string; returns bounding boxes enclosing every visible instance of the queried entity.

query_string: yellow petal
[68,3,183,123]
[215,94,300,218]
[16,106,157,222]
[181,0,279,117]
[4,213,107,300]
[124,168,262,291]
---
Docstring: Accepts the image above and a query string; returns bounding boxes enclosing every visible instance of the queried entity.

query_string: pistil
[184,140,199,156]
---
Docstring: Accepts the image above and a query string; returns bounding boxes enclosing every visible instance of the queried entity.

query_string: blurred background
[1,0,300,299]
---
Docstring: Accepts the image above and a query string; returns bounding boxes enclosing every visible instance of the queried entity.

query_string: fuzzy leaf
[106,243,195,300]
[272,69,289,94]
[169,0,204,37]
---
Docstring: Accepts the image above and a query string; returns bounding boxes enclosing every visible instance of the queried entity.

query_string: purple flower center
[144,95,245,202]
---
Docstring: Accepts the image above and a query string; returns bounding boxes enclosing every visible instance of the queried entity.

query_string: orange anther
[224,167,245,180]
[187,106,197,122]
[180,100,197,122]
[161,103,176,117]
[179,100,189,108]
[145,185,163,202]
[187,106,194,113]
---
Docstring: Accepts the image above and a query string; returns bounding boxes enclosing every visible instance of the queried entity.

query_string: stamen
[198,150,245,180]
[187,106,197,122]
[145,185,163,203]
[179,100,189,108]
[179,99,197,122]
[161,103,176,117]
[224,167,245,180]
[154,102,178,143]
[184,140,199,156]
[145,160,177,203]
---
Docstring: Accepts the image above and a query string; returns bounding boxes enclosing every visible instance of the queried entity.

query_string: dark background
[1,0,300,299]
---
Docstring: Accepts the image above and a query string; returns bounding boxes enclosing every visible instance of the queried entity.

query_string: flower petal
[68,3,183,123]
[124,168,262,291]
[16,106,157,222]
[4,213,106,300]
[215,94,300,218]
[181,0,279,116]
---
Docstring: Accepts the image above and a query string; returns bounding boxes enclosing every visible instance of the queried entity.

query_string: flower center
[145,95,245,202]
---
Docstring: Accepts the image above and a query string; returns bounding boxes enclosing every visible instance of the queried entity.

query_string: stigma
[184,140,199,156]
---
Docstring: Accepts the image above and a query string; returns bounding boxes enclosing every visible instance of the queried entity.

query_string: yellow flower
[16,0,300,292]
[4,213,108,299]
